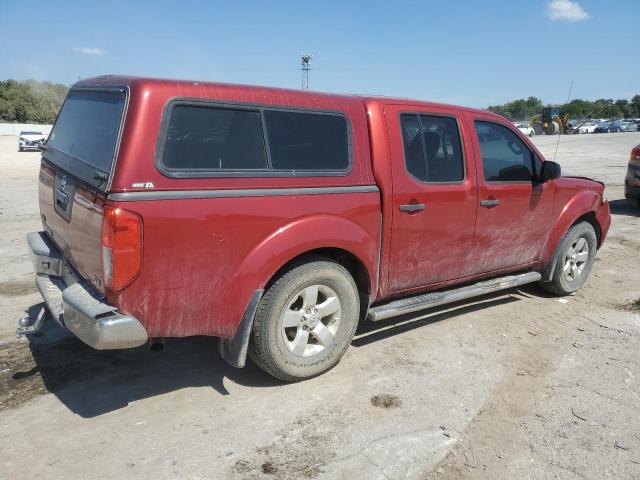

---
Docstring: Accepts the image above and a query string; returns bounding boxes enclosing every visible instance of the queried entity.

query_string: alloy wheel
[563,237,589,281]
[280,284,342,357]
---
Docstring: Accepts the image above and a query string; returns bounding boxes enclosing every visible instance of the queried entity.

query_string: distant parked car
[579,122,598,134]
[569,122,597,134]
[514,123,535,137]
[619,121,638,132]
[18,131,46,151]
[625,144,640,206]
[594,122,612,133]
[608,121,626,133]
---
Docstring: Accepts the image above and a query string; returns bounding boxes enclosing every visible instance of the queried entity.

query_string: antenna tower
[301,54,312,90]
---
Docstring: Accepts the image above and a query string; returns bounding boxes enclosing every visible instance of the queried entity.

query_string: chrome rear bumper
[26,231,148,349]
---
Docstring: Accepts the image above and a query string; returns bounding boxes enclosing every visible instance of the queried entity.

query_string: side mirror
[539,160,561,182]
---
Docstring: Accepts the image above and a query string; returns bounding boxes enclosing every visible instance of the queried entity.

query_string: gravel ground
[0,132,639,480]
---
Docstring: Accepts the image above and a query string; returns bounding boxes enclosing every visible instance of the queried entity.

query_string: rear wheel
[249,258,360,382]
[540,222,597,296]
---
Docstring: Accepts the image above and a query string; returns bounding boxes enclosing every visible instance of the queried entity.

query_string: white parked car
[576,122,598,134]
[514,123,535,137]
[18,131,46,151]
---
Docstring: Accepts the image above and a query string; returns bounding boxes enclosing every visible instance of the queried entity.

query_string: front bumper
[19,141,43,150]
[27,231,148,349]
[626,184,640,199]
[626,165,640,199]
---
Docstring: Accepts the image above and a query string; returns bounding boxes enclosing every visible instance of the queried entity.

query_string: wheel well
[266,248,372,297]
[542,211,602,283]
[572,211,601,246]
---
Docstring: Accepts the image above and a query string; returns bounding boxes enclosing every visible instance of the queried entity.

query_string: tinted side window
[400,114,464,182]
[475,121,534,182]
[265,110,349,171]
[162,105,268,171]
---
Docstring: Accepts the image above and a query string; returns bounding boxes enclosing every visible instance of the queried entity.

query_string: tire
[249,258,360,382]
[539,222,597,296]
[529,130,534,137]
[544,122,558,135]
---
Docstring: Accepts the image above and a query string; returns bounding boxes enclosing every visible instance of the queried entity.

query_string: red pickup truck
[21,76,611,382]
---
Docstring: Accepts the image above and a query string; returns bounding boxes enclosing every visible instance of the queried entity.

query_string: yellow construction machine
[531,107,570,135]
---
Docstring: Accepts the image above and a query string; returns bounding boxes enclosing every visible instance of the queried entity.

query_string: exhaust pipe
[149,338,165,352]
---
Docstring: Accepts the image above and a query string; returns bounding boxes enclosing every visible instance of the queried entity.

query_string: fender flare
[540,191,600,281]
[234,213,379,295]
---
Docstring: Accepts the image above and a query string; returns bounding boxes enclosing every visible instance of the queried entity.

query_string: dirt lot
[1,132,639,480]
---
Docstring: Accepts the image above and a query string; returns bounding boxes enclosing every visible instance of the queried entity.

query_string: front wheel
[540,222,597,296]
[249,258,359,382]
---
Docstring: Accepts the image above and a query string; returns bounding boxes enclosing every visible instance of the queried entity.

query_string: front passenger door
[467,114,554,275]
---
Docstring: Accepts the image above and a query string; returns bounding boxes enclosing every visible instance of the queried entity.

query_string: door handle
[480,199,500,207]
[399,203,425,212]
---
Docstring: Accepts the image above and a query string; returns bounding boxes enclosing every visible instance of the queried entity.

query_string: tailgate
[38,88,127,294]
[39,161,107,292]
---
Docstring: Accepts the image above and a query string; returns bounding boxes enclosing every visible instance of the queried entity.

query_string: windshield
[47,89,126,176]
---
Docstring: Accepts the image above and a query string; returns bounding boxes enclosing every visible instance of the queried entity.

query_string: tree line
[2,78,640,125]
[0,79,69,124]
[488,95,640,121]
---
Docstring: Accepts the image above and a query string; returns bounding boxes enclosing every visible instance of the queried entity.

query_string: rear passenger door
[466,113,554,275]
[385,105,478,292]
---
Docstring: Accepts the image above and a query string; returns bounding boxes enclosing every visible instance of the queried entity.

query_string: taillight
[631,146,640,164]
[101,206,142,290]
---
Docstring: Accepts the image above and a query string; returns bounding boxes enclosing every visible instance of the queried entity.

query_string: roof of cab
[74,75,500,120]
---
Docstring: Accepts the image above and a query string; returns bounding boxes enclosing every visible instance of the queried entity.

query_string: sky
[1,0,638,108]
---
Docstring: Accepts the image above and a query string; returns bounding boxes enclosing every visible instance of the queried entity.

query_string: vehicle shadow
[10,304,283,418]
[8,285,548,418]
[609,198,639,217]
[353,291,522,347]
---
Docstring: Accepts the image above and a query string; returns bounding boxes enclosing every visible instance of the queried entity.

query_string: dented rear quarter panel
[108,193,381,338]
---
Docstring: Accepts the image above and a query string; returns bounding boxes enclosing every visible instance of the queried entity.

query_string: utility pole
[301,54,312,90]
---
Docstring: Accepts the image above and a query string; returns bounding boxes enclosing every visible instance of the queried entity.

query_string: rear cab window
[158,101,350,177]
[46,89,127,189]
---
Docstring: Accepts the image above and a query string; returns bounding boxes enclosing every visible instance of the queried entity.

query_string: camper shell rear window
[45,88,127,190]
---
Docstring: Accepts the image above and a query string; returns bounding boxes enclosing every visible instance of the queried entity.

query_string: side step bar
[368,271,542,322]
